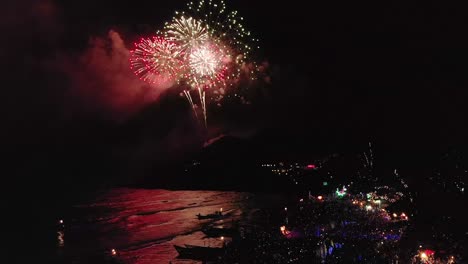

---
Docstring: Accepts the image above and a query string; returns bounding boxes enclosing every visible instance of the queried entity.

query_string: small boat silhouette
[196,210,223,220]
[174,244,224,260]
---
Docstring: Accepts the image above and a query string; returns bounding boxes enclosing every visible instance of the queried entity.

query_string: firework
[171,1,258,125]
[188,42,232,125]
[185,0,259,91]
[164,16,210,55]
[189,43,228,82]
[183,90,197,117]
[190,44,221,76]
[129,36,184,83]
[164,0,259,83]
[129,0,259,128]
[183,0,258,72]
[164,14,223,125]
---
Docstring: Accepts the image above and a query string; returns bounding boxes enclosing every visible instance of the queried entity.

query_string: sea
[39,188,285,264]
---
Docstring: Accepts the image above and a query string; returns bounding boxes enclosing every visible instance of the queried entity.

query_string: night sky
[3,0,468,191]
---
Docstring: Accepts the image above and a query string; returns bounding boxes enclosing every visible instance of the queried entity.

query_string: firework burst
[183,0,258,72]
[129,0,260,128]
[164,16,210,56]
[186,42,228,125]
[129,36,184,83]
[189,43,228,83]
[190,45,221,76]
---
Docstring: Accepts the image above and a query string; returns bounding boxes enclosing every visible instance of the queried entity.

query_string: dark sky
[3,0,468,189]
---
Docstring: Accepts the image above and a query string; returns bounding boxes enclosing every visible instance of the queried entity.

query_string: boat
[174,244,224,260]
[196,211,223,220]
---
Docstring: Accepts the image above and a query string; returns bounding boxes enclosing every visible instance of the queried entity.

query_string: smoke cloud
[60,30,174,121]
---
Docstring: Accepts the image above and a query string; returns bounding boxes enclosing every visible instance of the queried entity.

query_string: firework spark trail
[197,86,207,127]
[183,90,198,118]
[163,10,226,127]
[186,42,225,128]
[363,152,370,169]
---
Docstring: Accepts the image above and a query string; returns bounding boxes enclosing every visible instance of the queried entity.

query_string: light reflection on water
[57,231,64,247]
[58,188,281,264]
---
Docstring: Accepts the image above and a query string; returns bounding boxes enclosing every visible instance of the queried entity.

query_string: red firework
[129,36,185,84]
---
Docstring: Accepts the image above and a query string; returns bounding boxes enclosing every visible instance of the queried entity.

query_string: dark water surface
[51,188,284,264]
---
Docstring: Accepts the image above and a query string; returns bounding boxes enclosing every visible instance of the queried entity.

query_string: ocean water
[53,188,283,264]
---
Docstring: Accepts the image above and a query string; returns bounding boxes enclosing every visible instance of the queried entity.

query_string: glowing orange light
[420,252,427,259]
[111,249,117,256]
[280,225,290,236]
[317,196,323,200]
